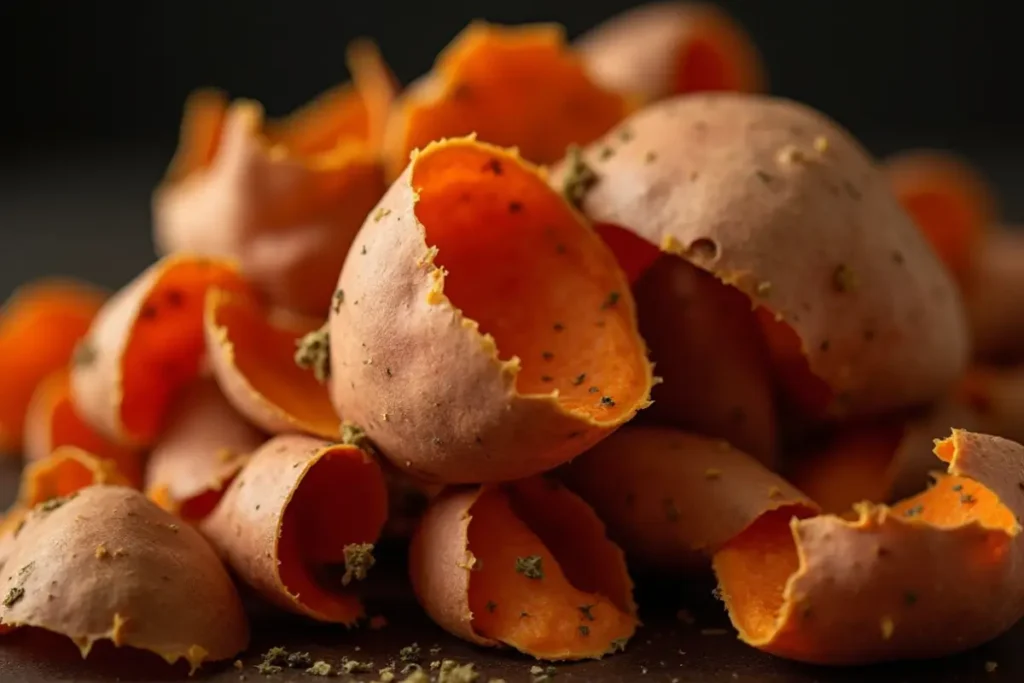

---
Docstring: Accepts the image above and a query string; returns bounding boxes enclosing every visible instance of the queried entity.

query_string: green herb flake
[572,373,586,386]
[960,493,977,504]
[578,625,590,637]
[832,264,856,293]
[400,643,422,662]
[588,386,599,393]
[952,484,963,491]
[600,396,616,407]
[562,145,599,208]
[3,586,24,607]
[904,505,924,518]
[438,660,479,683]
[579,604,595,621]
[72,340,97,367]
[373,207,392,222]
[286,651,311,668]
[609,637,629,653]
[342,658,375,674]
[294,323,331,384]
[515,555,544,580]
[341,543,376,586]
[601,291,621,309]
[38,495,73,512]
[255,662,282,675]
[305,661,332,676]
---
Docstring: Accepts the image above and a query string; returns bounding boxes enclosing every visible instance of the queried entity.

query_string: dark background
[0,0,1021,295]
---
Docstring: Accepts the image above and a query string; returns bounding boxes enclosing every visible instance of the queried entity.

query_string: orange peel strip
[69,255,251,447]
[410,476,637,660]
[201,435,388,624]
[383,22,632,179]
[0,279,105,453]
[714,429,1024,664]
[204,288,339,439]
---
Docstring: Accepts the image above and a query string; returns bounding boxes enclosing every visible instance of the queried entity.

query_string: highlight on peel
[561,426,816,572]
[0,447,130,568]
[550,93,968,419]
[201,434,388,623]
[0,279,105,454]
[145,380,264,522]
[788,401,983,514]
[331,137,653,483]
[23,370,142,487]
[69,255,251,448]
[383,22,631,180]
[634,257,777,465]
[966,229,1024,362]
[410,477,637,660]
[885,149,997,281]
[204,288,339,439]
[576,2,766,101]
[153,41,395,316]
[713,429,1024,664]
[0,486,248,671]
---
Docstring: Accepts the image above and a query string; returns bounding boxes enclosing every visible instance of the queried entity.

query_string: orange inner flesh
[120,260,249,443]
[34,372,142,486]
[168,92,229,181]
[594,223,661,285]
[22,452,127,506]
[890,474,1015,531]
[756,309,833,413]
[396,28,628,172]
[277,449,388,620]
[179,487,234,523]
[900,190,984,280]
[0,283,103,451]
[714,508,803,641]
[675,36,740,94]
[467,488,634,657]
[265,86,370,158]
[414,145,646,422]
[210,292,339,437]
[789,425,902,515]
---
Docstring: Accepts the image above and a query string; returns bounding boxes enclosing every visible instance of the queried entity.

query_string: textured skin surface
[550,93,970,419]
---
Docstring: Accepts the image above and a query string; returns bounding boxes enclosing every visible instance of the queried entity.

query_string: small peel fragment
[383,22,631,180]
[0,279,105,454]
[561,426,816,572]
[0,486,248,672]
[714,429,1024,664]
[410,476,637,660]
[69,255,251,447]
[145,379,264,522]
[204,288,339,439]
[201,434,388,623]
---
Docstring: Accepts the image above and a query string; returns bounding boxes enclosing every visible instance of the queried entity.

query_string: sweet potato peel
[0,279,105,454]
[69,255,250,447]
[145,380,264,522]
[383,22,632,180]
[331,137,653,483]
[204,288,339,439]
[201,434,388,624]
[0,486,248,671]
[561,426,816,571]
[885,149,996,282]
[154,41,395,315]
[550,93,968,419]
[410,477,637,660]
[24,370,142,487]
[576,2,766,102]
[714,429,1024,664]
[965,230,1024,362]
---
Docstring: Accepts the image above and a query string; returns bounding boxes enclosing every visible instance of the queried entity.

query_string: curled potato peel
[330,137,653,483]
[714,429,1024,663]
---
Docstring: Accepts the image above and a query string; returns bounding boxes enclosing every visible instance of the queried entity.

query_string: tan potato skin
[967,229,1024,361]
[201,434,386,622]
[560,426,815,571]
[550,93,969,418]
[145,379,265,515]
[0,486,248,669]
[408,487,496,648]
[634,257,777,464]
[330,139,652,484]
[720,430,1024,663]
[576,2,764,100]
[154,103,386,316]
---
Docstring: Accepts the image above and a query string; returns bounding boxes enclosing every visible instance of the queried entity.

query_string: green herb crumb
[562,145,599,208]
[579,604,595,621]
[286,651,311,668]
[3,586,24,607]
[400,643,421,662]
[579,625,590,636]
[341,543,376,586]
[601,291,621,309]
[572,373,586,386]
[515,555,544,579]
[306,661,332,676]
[295,323,331,383]
[438,660,478,683]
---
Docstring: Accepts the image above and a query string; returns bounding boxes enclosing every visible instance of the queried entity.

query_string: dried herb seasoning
[562,145,598,207]
[515,555,544,580]
[294,323,331,383]
[342,543,376,585]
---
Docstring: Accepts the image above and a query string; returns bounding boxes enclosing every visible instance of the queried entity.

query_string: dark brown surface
[2,152,1024,682]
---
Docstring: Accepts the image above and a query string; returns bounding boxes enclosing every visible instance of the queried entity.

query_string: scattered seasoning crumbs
[3,586,24,607]
[430,645,442,656]
[601,291,621,309]
[38,495,73,513]
[341,422,375,452]
[342,658,375,674]
[579,625,590,637]
[72,340,97,367]
[960,493,977,504]
[579,604,595,621]
[904,591,918,606]
[234,660,244,670]
[531,665,558,682]
[286,651,312,668]
[295,323,331,383]
[588,386,599,393]
[486,600,497,613]
[379,667,396,682]
[832,264,856,292]
[401,671,429,683]
[373,207,392,222]
[985,661,998,673]
[341,543,376,585]
[255,661,282,675]
[904,505,924,518]
[880,616,895,640]
[609,637,629,653]
[755,281,772,297]
[704,468,722,480]
[600,396,616,407]
[484,159,503,175]
[952,484,963,491]
[562,145,598,207]
[400,644,422,662]
[437,660,478,683]
[572,373,586,386]
[304,661,332,676]
[515,555,544,579]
